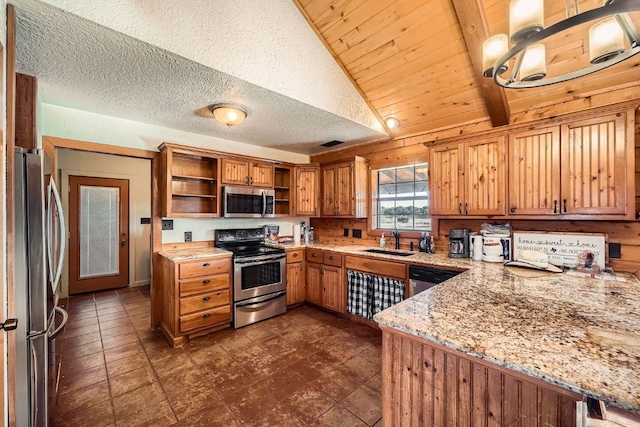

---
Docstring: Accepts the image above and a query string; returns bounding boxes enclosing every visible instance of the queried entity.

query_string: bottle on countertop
[380,233,386,248]
[308,227,314,243]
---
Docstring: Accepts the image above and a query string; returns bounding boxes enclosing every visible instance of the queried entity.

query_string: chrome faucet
[392,228,400,249]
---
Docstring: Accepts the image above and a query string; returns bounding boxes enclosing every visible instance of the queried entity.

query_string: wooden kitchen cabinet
[320,157,368,218]
[295,165,320,217]
[221,157,274,187]
[274,166,292,216]
[159,255,232,347]
[305,249,345,313]
[430,137,505,216]
[159,143,220,218]
[286,248,305,306]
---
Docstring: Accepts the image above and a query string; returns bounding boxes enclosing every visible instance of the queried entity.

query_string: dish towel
[347,269,405,319]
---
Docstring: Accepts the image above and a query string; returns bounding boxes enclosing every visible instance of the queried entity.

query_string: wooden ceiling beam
[451,0,510,127]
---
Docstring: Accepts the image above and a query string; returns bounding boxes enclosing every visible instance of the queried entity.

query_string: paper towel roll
[293,224,301,245]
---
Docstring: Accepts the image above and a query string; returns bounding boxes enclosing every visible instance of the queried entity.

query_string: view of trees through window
[377,163,431,231]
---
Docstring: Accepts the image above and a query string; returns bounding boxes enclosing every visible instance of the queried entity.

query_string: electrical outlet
[161,219,173,230]
[140,217,151,225]
[343,228,349,237]
[184,231,192,242]
[352,229,362,238]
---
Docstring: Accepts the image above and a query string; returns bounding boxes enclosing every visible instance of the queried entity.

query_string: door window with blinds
[79,185,120,277]
[372,163,431,231]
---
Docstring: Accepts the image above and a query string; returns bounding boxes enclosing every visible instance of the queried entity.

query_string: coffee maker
[448,229,470,258]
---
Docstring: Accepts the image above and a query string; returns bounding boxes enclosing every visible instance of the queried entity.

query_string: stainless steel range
[214,228,286,328]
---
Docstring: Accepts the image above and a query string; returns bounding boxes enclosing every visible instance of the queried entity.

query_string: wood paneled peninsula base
[373,261,640,426]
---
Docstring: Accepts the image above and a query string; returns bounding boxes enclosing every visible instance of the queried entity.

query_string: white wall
[57,150,151,297]
[41,103,309,164]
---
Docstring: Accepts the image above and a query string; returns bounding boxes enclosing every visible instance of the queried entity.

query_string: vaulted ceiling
[293,0,640,139]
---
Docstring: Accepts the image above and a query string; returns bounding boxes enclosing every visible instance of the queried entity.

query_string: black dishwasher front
[408,265,462,297]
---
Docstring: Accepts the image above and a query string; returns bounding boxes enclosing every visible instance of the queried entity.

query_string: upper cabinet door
[561,113,628,215]
[336,162,354,216]
[321,165,337,216]
[464,137,506,216]
[221,158,250,186]
[295,166,320,217]
[250,162,274,187]
[429,143,463,215]
[508,127,561,215]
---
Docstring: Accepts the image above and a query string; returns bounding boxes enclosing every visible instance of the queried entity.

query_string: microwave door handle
[262,191,267,217]
[49,179,66,292]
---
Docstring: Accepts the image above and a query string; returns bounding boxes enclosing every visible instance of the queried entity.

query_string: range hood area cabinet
[320,157,368,218]
[508,113,632,217]
[220,158,274,188]
[160,144,221,218]
[429,137,506,216]
[429,109,636,220]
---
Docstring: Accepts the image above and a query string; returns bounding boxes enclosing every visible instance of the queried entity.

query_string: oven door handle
[236,291,286,309]
[235,254,286,265]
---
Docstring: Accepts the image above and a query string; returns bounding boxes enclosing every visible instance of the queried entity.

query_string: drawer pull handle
[329,256,334,260]
[312,253,317,257]
[203,279,210,284]
[202,296,211,301]
[203,263,210,267]
[293,253,298,257]
[203,313,211,318]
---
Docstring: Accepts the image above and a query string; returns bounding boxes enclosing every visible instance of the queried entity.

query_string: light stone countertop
[158,241,640,412]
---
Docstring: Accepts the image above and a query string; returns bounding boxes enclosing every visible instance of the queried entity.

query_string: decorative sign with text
[512,231,606,268]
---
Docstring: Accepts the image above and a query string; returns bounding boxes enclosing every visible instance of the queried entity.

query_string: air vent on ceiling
[320,140,344,148]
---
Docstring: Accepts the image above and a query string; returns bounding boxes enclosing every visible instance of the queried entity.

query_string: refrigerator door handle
[30,345,38,426]
[47,179,66,293]
[48,307,68,340]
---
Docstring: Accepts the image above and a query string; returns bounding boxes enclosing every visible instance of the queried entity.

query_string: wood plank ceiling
[293,0,640,139]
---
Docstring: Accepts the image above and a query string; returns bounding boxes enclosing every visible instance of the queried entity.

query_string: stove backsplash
[161,217,310,244]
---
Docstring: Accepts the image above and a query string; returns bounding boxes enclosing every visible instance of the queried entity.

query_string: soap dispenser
[380,233,386,248]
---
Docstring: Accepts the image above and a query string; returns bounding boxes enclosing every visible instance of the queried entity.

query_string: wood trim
[160,241,215,252]
[15,73,37,149]
[345,256,407,280]
[451,0,510,127]
[6,5,16,425]
[151,154,163,328]
[43,136,157,159]
[159,141,296,167]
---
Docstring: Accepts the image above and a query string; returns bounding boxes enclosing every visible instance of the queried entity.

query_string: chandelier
[482,0,640,89]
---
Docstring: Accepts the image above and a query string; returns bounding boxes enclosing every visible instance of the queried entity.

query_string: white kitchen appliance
[479,233,512,263]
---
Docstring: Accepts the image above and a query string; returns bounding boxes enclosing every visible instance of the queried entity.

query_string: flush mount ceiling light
[482,0,640,89]
[385,117,401,129]
[210,104,247,127]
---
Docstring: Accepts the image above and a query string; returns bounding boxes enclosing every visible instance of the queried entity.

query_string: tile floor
[53,286,383,426]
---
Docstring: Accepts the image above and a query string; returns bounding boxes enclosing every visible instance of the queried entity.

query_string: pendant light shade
[509,0,544,44]
[520,44,547,81]
[482,34,509,77]
[589,17,625,63]
[211,104,247,127]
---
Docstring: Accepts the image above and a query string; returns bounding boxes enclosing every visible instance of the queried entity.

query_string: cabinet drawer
[179,274,229,298]
[179,257,230,279]
[306,249,324,263]
[324,252,343,267]
[179,289,230,315]
[287,249,304,264]
[179,305,230,333]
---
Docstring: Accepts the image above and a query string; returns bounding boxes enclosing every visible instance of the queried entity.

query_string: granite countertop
[370,255,640,413]
[159,247,232,261]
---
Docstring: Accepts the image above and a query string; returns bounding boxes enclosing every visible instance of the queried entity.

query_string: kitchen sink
[362,248,415,257]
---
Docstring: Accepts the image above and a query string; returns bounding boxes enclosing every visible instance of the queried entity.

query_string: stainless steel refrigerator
[14,147,68,426]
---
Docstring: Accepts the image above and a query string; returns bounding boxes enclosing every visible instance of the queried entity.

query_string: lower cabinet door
[179,305,230,333]
[286,263,305,305]
[306,263,322,305]
[322,265,344,313]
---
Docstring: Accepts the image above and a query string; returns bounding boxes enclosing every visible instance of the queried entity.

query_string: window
[373,163,430,231]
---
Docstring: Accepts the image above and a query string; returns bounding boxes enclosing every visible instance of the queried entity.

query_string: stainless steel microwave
[223,186,275,218]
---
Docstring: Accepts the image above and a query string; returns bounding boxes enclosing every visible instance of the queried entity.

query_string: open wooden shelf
[172,173,217,181]
[274,167,292,216]
[173,193,217,199]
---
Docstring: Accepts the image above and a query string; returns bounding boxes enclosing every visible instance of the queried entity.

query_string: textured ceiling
[13,0,388,155]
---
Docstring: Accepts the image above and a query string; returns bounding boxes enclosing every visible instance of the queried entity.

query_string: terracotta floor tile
[342,385,382,426]
[106,353,151,378]
[217,331,253,353]
[65,315,99,330]
[163,375,221,420]
[64,323,100,340]
[135,326,162,341]
[243,403,306,427]
[187,342,231,367]
[241,323,277,342]
[54,399,114,427]
[313,368,362,402]
[178,401,242,427]
[61,339,103,361]
[101,323,137,340]
[60,351,105,377]
[102,332,139,350]
[225,383,280,424]
[114,399,176,427]
[365,373,382,395]
[104,341,145,363]
[55,380,111,417]
[94,299,123,310]
[99,317,133,331]
[338,355,379,383]
[289,354,335,382]
[151,352,195,378]
[98,310,129,322]
[59,365,108,395]
[109,365,157,397]
[310,404,368,427]
[207,363,259,399]
[262,368,310,400]
[284,384,336,425]
[144,342,186,364]
[63,330,102,349]
[359,345,382,364]
[111,381,166,420]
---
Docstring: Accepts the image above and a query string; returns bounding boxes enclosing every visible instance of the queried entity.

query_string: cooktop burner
[214,228,285,259]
